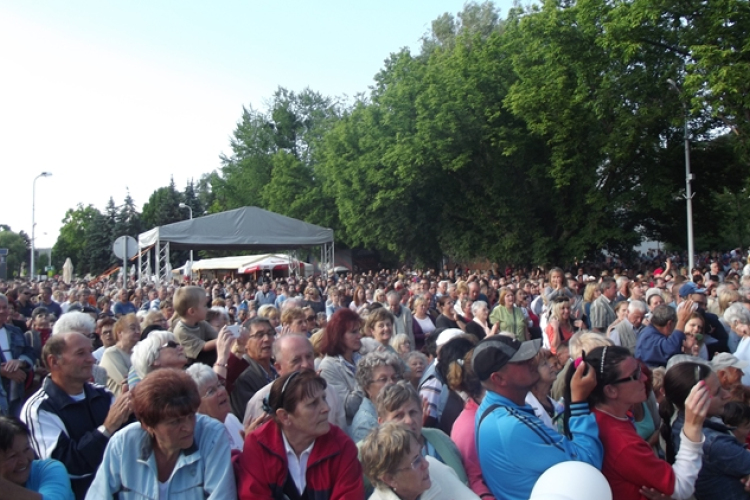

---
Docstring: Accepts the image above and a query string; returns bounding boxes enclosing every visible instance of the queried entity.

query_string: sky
[0,0,515,249]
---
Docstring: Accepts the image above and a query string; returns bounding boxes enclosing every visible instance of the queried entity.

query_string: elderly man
[243,333,345,429]
[0,294,35,416]
[386,291,414,347]
[473,335,602,500]
[230,317,278,418]
[635,303,692,368]
[711,352,750,403]
[608,300,647,354]
[21,325,132,499]
[589,278,617,333]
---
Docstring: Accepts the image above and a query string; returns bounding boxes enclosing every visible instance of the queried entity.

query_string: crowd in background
[1,247,750,499]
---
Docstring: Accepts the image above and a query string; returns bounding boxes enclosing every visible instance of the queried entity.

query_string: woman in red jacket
[236,370,364,500]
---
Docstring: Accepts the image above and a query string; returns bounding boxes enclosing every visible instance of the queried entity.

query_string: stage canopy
[137,207,333,283]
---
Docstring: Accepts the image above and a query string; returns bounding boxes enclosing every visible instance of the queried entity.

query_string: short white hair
[131,330,175,379]
[616,276,629,288]
[185,363,218,392]
[628,300,648,314]
[52,312,95,336]
[724,303,750,327]
[471,300,488,316]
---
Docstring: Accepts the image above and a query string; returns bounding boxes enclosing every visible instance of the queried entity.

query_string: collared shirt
[282,431,315,495]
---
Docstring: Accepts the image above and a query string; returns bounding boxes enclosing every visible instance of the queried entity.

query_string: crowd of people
[1,249,750,499]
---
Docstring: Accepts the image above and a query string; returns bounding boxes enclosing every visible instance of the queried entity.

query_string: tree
[141,178,184,229]
[51,205,100,273]
[0,227,30,277]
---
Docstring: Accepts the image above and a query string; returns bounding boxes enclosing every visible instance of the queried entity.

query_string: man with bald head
[243,333,345,430]
[21,321,132,499]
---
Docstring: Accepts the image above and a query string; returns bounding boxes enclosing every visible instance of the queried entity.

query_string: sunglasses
[160,341,179,350]
[611,366,642,385]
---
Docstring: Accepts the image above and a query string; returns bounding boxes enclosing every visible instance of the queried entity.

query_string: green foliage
[0,227,30,277]
[51,204,100,274]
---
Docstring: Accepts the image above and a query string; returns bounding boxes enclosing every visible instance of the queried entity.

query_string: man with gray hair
[0,293,35,416]
[243,333,345,429]
[635,302,692,367]
[608,300,647,354]
[386,291,414,347]
[52,312,108,386]
[21,314,132,499]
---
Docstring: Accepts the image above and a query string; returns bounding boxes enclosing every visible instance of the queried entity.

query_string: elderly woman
[365,307,397,354]
[465,300,492,340]
[718,288,742,351]
[127,330,188,389]
[319,309,365,425]
[86,369,236,499]
[350,351,404,442]
[390,333,411,355]
[186,363,244,451]
[489,288,529,342]
[100,313,141,396]
[376,381,468,485]
[0,416,73,500]
[236,371,364,499]
[361,422,479,500]
[404,351,427,389]
[725,303,750,384]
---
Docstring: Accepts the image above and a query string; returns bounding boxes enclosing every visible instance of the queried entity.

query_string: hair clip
[457,359,464,367]
[600,346,608,375]
[695,365,701,384]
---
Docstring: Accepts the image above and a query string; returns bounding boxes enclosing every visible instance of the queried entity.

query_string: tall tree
[51,205,100,272]
[0,227,30,277]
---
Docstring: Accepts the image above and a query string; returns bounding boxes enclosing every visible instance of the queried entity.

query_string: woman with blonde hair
[544,297,576,354]
[411,295,435,349]
[582,282,599,329]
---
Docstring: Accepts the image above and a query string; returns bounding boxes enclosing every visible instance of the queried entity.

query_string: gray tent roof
[138,206,334,251]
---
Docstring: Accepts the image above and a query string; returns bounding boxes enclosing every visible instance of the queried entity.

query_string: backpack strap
[475,403,501,459]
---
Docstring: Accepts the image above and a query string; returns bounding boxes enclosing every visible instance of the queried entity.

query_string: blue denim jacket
[672,413,750,500]
[85,414,236,500]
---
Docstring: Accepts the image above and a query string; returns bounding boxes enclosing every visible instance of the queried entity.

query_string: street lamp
[179,203,193,274]
[31,172,52,280]
[667,78,695,272]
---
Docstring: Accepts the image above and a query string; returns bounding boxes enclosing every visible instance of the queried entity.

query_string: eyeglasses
[306,316,316,321]
[610,366,642,385]
[372,375,403,385]
[160,341,179,350]
[249,330,275,340]
[398,453,426,472]
[203,381,225,398]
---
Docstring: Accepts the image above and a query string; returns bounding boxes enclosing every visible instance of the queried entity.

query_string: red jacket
[236,420,364,500]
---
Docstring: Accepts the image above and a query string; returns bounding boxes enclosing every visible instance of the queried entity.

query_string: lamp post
[179,203,193,274]
[31,172,52,280]
[667,78,695,272]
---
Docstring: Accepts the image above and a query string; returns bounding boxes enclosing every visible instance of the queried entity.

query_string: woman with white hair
[127,330,188,389]
[185,363,245,451]
[350,351,404,442]
[465,300,493,340]
[724,303,750,385]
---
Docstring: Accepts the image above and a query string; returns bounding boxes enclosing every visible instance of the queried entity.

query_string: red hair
[320,308,361,357]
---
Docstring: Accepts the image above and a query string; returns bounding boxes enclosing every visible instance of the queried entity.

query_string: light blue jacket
[85,414,236,500]
[476,391,603,500]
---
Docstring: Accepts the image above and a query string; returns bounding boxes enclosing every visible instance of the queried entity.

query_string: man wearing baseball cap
[711,352,750,402]
[473,335,603,500]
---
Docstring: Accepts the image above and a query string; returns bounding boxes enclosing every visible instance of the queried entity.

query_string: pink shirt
[450,398,496,500]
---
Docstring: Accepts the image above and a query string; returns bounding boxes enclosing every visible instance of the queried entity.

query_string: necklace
[595,407,629,421]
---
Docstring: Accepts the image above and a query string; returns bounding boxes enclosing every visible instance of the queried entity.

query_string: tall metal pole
[667,79,694,272]
[179,203,193,276]
[31,172,52,280]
